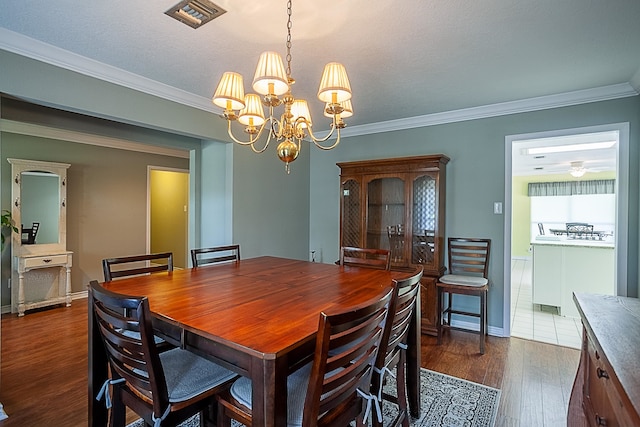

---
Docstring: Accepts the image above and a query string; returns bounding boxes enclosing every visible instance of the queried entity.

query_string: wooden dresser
[568,293,640,426]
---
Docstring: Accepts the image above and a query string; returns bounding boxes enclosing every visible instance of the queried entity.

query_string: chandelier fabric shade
[211,0,353,174]
[317,62,352,104]
[290,99,312,128]
[212,72,245,111]
[238,93,266,126]
[252,51,289,96]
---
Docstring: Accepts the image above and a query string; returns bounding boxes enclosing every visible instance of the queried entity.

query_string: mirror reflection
[20,171,60,245]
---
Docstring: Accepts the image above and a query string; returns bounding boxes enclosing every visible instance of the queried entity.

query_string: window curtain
[528,179,615,197]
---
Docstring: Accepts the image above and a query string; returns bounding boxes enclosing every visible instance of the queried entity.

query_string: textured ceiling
[0,0,639,172]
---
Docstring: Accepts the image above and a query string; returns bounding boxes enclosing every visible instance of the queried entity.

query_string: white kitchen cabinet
[531,239,614,318]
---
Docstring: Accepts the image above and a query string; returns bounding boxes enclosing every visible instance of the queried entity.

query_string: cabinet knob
[596,367,609,379]
[43,259,52,263]
[595,414,607,425]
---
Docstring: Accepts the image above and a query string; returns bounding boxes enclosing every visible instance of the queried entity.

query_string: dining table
[88,256,422,426]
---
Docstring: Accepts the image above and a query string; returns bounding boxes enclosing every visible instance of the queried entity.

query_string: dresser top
[573,293,640,415]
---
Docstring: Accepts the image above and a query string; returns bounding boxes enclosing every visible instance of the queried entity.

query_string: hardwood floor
[0,300,580,426]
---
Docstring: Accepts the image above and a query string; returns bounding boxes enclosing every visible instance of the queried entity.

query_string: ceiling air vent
[165,0,226,29]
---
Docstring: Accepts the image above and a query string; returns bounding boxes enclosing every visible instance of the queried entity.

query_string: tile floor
[510,258,583,349]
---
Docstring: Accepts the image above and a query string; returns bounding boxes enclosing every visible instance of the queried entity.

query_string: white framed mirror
[8,158,70,256]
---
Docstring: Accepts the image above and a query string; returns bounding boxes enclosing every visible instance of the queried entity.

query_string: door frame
[503,122,629,336]
[147,166,190,268]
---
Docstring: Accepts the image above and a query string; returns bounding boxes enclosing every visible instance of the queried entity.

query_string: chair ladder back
[90,281,170,414]
[190,245,240,267]
[381,267,423,363]
[447,239,490,278]
[340,246,391,270]
[102,252,174,281]
[304,286,394,426]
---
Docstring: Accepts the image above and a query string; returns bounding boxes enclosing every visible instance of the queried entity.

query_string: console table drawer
[22,254,69,269]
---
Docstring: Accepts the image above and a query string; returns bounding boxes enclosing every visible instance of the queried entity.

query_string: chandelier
[211,0,353,174]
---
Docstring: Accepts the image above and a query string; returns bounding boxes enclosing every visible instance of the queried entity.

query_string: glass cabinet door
[412,173,438,270]
[341,179,362,247]
[366,177,406,261]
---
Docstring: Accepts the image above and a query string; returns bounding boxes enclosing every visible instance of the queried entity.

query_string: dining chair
[436,238,491,354]
[216,286,394,427]
[102,252,174,282]
[102,252,175,351]
[190,244,240,267]
[339,246,391,270]
[387,225,406,263]
[21,222,39,244]
[89,280,238,427]
[372,266,423,427]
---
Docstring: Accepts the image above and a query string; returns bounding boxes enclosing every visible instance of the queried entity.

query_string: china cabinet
[8,158,72,316]
[338,155,449,335]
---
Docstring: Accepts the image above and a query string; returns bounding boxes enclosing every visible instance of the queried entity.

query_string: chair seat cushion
[121,329,165,345]
[160,348,238,403]
[439,274,488,287]
[230,363,312,427]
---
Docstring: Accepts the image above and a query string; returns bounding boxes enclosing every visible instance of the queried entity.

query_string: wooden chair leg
[396,351,410,427]
[109,385,126,427]
[436,287,443,344]
[216,400,232,427]
[480,290,486,354]
[446,292,453,326]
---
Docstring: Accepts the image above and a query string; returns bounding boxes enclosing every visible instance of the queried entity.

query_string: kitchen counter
[532,235,614,248]
[531,238,615,317]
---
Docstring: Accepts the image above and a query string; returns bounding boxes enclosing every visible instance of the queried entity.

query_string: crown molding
[0,28,215,114]
[0,119,190,158]
[340,83,639,138]
[2,28,638,140]
[631,67,640,94]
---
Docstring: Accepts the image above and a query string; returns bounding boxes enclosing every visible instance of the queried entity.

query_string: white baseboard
[450,318,506,338]
[1,291,88,314]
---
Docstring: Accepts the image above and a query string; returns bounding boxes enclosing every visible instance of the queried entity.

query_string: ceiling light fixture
[569,161,587,178]
[526,140,616,155]
[211,0,352,174]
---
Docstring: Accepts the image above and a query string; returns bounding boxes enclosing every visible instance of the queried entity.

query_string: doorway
[148,167,189,269]
[503,123,629,346]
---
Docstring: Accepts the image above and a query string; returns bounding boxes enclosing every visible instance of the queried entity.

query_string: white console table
[14,251,73,316]
[9,158,72,316]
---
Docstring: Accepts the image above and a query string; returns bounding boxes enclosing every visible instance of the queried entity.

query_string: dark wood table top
[90,256,418,426]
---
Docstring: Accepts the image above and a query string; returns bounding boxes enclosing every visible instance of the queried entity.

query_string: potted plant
[1,209,19,252]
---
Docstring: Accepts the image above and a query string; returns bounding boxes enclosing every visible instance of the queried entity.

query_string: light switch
[493,202,503,214]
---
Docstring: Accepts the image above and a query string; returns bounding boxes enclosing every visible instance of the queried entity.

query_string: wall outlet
[493,202,503,214]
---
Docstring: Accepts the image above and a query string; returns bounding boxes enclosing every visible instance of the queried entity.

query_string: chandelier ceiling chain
[285,0,293,82]
[211,0,353,174]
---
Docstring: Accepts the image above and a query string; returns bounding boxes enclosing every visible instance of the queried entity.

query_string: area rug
[126,368,500,427]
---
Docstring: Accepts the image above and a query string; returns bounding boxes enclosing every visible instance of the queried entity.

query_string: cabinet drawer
[585,336,637,427]
[23,254,68,269]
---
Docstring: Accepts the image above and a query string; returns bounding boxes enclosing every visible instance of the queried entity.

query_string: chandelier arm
[310,127,341,150]
[226,120,267,146]
[300,116,342,149]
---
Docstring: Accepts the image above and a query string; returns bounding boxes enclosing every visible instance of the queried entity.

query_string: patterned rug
[126,368,500,427]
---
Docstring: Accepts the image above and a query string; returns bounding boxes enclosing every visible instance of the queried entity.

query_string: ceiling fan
[568,160,611,177]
